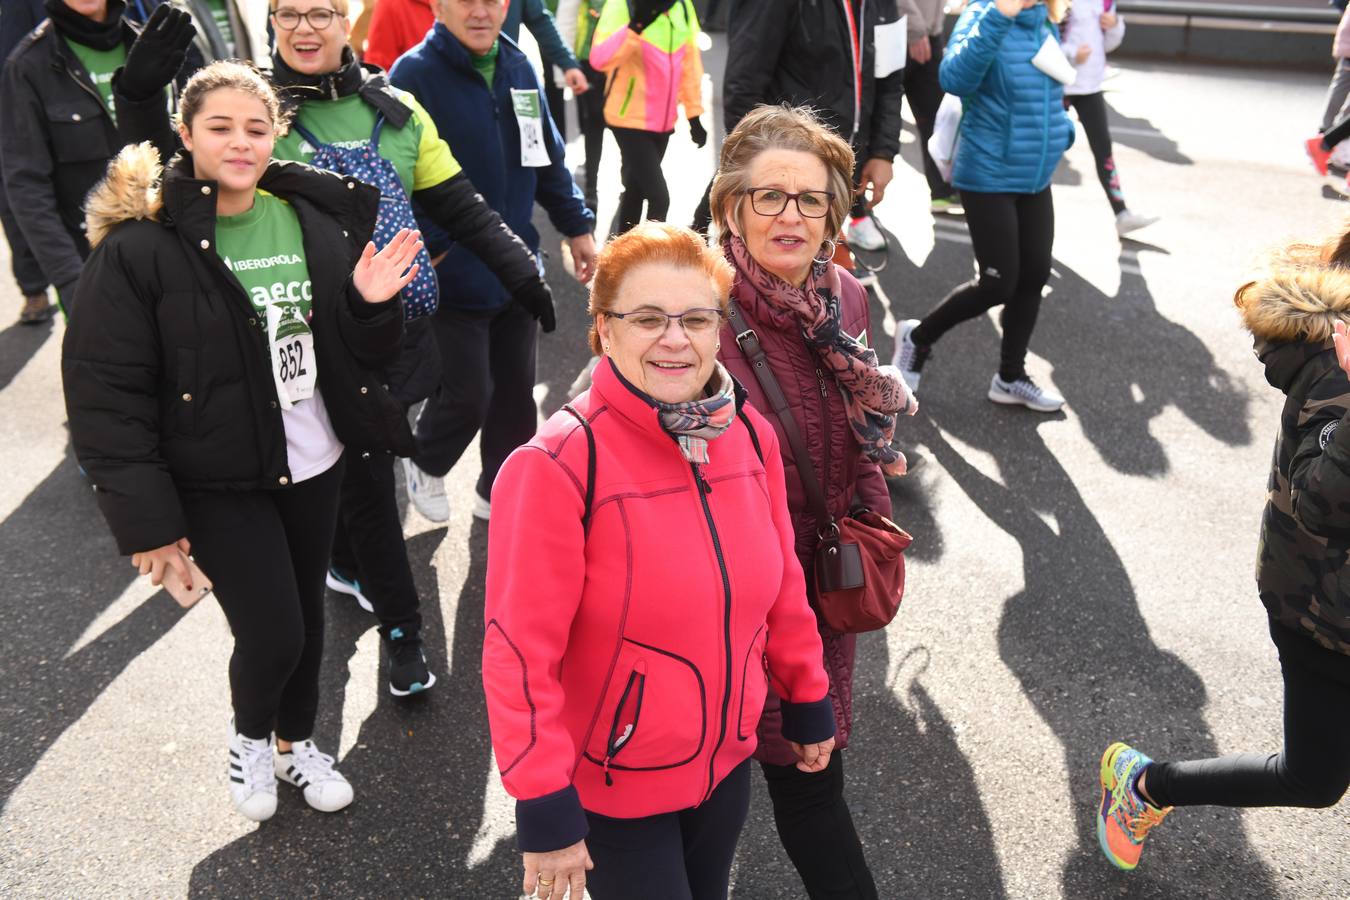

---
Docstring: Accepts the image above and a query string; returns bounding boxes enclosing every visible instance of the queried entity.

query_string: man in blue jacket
[390,0,595,523]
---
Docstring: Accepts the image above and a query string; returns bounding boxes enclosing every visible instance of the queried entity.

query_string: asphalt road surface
[1,46,1348,900]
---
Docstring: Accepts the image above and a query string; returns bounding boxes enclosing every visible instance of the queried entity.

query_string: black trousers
[1324,111,1350,149]
[544,79,567,142]
[1066,93,1126,215]
[413,300,538,500]
[761,750,878,900]
[0,159,48,296]
[184,459,345,742]
[911,186,1055,383]
[1146,622,1350,810]
[584,759,752,900]
[611,126,672,234]
[330,451,422,641]
[577,61,608,207]
[902,31,955,202]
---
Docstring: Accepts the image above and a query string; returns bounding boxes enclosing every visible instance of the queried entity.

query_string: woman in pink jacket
[483,222,835,900]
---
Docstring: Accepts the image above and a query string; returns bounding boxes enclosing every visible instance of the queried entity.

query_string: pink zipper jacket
[588,0,704,133]
[484,359,834,852]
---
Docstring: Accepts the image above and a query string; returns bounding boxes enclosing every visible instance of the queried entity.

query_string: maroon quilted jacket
[718,264,893,766]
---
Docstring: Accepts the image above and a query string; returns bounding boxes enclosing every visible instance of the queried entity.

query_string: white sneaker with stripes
[276,739,353,813]
[227,722,277,822]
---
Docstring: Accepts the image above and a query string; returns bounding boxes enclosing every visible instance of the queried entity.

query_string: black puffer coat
[63,144,411,556]
[0,12,176,297]
[722,0,905,163]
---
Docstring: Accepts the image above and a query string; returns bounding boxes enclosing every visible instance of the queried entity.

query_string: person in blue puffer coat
[893,0,1075,413]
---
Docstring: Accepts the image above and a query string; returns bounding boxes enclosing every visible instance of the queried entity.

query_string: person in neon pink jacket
[483,223,835,900]
[588,0,706,234]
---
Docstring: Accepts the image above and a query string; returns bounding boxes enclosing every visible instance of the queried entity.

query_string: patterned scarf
[725,235,914,476]
[655,362,738,464]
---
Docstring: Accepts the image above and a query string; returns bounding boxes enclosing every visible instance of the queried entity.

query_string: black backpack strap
[737,408,764,466]
[562,403,596,534]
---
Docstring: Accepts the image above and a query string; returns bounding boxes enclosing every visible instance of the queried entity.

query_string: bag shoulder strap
[727,298,833,530]
[736,408,764,466]
[562,403,597,534]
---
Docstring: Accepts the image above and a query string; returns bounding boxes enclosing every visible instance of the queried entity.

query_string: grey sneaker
[847,214,886,251]
[988,374,1065,412]
[400,457,449,523]
[892,319,928,393]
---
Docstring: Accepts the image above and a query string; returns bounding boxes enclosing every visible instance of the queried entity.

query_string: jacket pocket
[173,347,197,436]
[583,638,706,780]
[618,76,636,118]
[45,104,113,164]
[736,624,770,741]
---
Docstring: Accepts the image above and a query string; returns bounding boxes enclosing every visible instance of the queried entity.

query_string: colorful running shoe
[1097,742,1172,871]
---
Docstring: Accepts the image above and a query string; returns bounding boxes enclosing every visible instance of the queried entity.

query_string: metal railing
[1116,1,1339,25]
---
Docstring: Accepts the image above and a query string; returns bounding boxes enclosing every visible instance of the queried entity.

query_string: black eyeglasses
[272,7,338,30]
[605,308,724,336]
[744,187,834,219]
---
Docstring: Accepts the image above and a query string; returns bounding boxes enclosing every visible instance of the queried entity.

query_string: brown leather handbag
[730,301,912,634]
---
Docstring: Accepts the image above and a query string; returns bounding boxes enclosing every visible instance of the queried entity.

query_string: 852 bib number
[267,304,316,409]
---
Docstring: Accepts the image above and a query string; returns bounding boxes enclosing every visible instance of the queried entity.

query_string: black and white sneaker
[892,319,929,393]
[988,374,1065,412]
[325,566,373,613]
[228,721,277,822]
[275,739,353,813]
[388,628,436,697]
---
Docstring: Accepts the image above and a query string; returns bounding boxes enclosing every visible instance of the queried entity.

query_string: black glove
[515,277,557,333]
[117,4,195,102]
[688,116,707,148]
[629,0,677,33]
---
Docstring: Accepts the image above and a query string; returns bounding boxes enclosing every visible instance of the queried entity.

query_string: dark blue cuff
[515,785,589,852]
[780,696,836,745]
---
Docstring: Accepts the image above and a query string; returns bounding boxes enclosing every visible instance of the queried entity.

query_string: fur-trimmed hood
[84,142,164,250]
[1238,267,1350,345]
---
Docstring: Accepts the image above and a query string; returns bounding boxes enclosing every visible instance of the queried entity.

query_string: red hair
[587,223,734,355]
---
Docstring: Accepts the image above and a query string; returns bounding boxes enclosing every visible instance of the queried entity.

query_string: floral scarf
[655,362,738,464]
[725,235,914,475]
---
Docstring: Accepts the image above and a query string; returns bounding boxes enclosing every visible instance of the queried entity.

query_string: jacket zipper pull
[694,464,712,494]
[816,368,828,398]
[603,756,613,786]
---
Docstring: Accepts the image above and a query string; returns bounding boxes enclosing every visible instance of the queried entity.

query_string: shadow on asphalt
[186,524,527,896]
[0,317,54,394]
[0,445,186,810]
[864,229,1275,896]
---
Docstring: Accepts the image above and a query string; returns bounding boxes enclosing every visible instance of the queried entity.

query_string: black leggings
[1324,112,1350,149]
[584,759,751,900]
[761,750,878,900]
[577,61,608,206]
[902,31,955,202]
[183,459,345,742]
[1067,93,1126,215]
[330,450,422,641]
[1145,622,1350,810]
[911,186,1055,383]
[611,126,672,234]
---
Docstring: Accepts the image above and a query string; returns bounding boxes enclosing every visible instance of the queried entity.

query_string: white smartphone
[161,556,213,609]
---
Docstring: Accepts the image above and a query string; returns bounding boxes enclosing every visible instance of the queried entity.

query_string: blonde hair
[272,0,350,16]
[1234,224,1350,343]
[177,61,288,133]
[710,104,855,240]
[587,223,735,356]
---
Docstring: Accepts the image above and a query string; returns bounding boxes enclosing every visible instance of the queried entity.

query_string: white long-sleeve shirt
[1060,0,1126,96]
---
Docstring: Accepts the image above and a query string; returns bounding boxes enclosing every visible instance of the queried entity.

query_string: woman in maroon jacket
[711,104,917,900]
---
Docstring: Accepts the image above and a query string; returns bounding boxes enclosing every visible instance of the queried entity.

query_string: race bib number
[267,302,316,409]
[511,88,551,168]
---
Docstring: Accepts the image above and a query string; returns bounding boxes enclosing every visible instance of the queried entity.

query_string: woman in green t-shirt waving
[62,61,422,823]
